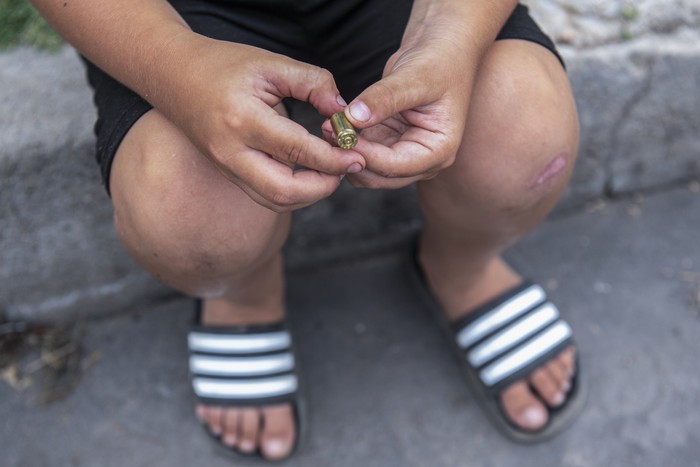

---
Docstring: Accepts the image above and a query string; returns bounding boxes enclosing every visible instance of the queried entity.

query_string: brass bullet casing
[330,112,358,150]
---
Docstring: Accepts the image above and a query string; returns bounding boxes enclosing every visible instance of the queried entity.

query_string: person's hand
[322,35,476,190]
[158,35,366,211]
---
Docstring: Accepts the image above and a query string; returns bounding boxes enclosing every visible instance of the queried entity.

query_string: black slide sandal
[407,245,587,443]
[188,301,307,461]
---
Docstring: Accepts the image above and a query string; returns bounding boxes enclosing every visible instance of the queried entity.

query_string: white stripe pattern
[188,331,291,354]
[190,353,295,377]
[193,374,298,399]
[456,285,546,349]
[467,303,559,367]
[478,321,572,387]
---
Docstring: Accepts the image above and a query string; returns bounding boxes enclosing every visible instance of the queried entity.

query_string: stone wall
[527,0,700,204]
[527,0,700,47]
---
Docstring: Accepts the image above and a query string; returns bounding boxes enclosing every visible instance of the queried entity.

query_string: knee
[481,40,580,168]
[111,112,289,289]
[447,40,580,214]
[113,190,289,293]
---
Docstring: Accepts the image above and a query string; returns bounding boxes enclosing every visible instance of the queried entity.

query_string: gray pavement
[2,185,700,467]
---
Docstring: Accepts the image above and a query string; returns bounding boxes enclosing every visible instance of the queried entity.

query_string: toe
[547,356,571,393]
[260,404,296,461]
[195,404,207,424]
[221,408,240,448]
[238,408,261,454]
[206,407,224,436]
[499,381,548,431]
[530,367,565,407]
[558,346,577,377]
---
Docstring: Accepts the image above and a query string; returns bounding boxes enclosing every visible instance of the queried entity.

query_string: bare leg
[418,39,579,430]
[110,107,295,459]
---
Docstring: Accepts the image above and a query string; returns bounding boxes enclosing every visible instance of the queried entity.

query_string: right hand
[155,35,365,212]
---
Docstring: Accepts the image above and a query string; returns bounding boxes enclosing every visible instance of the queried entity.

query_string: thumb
[344,72,429,128]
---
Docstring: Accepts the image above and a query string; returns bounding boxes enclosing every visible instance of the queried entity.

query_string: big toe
[499,381,549,431]
[260,404,296,461]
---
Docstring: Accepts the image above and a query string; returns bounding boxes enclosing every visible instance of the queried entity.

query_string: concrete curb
[560,28,700,206]
[2,31,699,323]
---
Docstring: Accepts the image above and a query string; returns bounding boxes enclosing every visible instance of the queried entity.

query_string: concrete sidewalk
[2,184,699,467]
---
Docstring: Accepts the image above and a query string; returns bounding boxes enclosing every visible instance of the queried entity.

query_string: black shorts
[83,1,563,195]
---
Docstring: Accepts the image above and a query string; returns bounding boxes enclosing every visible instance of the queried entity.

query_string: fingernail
[336,95,347,107]
[340,174,346,181]
[347,162,363,174]
[348,101,371,122]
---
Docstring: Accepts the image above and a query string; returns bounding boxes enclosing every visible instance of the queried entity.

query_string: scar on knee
[530,154,568,188]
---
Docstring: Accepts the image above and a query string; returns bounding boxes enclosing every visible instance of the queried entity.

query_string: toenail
[210,426,222,435]
[262,440,286,458]
[223,435,236,446]
[522,407,546,427]
[264,438,286,453]
[562,381,571,392]
[240,441,255,452]
[552,392,565,406]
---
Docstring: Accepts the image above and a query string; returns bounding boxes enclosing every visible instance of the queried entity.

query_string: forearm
[402,0,518,60]
[31,0,198,109]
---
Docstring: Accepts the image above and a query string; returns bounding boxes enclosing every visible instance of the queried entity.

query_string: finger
[263,58,347,117]
[231,149,343,211]
[345,70,438,128]
[248,108,365,174]
[351,133,451,179]
[346,169,425,190]
[320,123,337,146]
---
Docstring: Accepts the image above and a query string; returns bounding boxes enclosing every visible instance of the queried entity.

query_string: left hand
[323,35,477,189]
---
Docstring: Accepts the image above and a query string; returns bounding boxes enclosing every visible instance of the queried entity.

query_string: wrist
[402,0,517,58]
[135,26,203,110]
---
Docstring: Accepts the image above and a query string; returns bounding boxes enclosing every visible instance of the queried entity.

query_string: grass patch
[621,5,640,22]
[0,0,63,51]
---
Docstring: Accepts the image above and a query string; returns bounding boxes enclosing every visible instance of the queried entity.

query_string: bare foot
[419,253,576,431]
[195,299,297,460]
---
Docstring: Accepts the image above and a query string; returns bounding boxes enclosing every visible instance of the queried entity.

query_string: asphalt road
[2,184,699,467]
